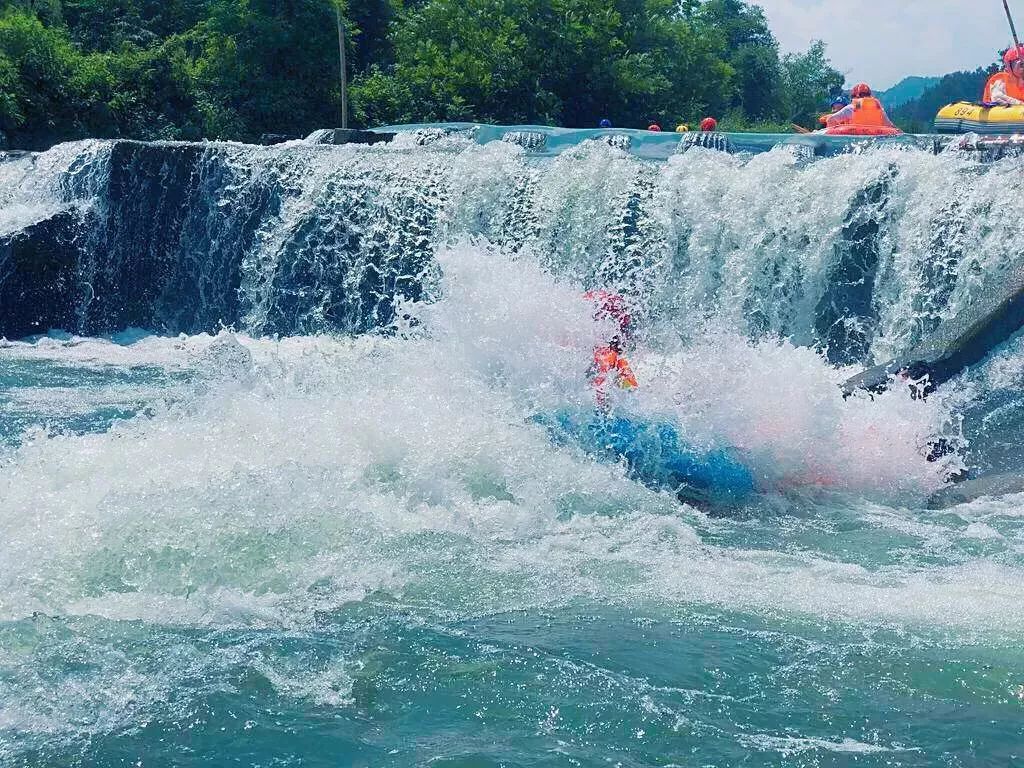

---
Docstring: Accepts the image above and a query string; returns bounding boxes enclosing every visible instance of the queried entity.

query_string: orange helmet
[850,83,872,98]
[1005,45,1024,66]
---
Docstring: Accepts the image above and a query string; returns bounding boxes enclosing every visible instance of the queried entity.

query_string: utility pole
[335,3,348,129]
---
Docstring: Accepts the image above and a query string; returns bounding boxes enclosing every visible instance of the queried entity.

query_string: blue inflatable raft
[537,410,756,507]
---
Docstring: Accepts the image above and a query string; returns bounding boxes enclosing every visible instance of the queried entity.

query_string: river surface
[2,134,1024,765]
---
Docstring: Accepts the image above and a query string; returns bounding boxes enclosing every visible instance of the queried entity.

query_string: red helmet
[584,290,633,338]
[850,83,872,98]
[699,117,718,131]
[1005,45,1024,65]
[647,123,662,132]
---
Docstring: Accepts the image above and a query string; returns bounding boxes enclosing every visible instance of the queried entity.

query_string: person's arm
[825,104,855,128]
[989,77,1024,105]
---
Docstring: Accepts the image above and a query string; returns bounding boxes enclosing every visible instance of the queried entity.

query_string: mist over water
[2,136,1024,765]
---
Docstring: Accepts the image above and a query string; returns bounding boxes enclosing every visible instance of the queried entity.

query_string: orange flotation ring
[824,124,903,136]
[824,96,902,137]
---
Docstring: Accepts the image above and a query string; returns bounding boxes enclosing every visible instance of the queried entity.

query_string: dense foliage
[890,66,998,133]
[0,0,845,149]
[876,75,940,110]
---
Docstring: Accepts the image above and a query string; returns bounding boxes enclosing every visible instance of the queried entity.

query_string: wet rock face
[5,134,1024,384]
[81,141,255,335]
[814,163,898,366]
[307,128,394,145]
[0,139,441,339]
[0,208,89,338]
[0,141,256,339]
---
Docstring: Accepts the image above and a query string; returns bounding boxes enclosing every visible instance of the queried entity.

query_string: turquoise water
[0,355,181,446]
[2,248,1023,766]
[8,603,1023,767]
[367,123,938,160]
[5,134,1024,766]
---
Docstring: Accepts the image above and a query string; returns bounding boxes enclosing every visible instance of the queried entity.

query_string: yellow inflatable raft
[934,102,1024,134]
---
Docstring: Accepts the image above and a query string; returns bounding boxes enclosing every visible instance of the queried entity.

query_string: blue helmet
[830,95,849,108]
[599,118,612,128]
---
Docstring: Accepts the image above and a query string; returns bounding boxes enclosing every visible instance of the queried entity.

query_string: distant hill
[890,66,999,132]
[878,76,941,108]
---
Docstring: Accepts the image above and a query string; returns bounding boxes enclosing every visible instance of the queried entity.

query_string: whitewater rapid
[4,137,1024,766]
[1,245,1005,637]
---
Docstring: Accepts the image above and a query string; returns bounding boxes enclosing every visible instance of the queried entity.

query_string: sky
[754,0,1011,90]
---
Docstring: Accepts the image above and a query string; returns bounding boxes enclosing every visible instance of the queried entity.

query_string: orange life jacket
[983,71,1024,103]
[826,97,895,130]
[589,346,638,407]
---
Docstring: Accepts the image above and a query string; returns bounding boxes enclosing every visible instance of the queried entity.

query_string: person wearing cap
[984,45,1024,105]
[583,290,638,411]
[699,117,717,131]
[818,96,849,126]
[826,83,897,132]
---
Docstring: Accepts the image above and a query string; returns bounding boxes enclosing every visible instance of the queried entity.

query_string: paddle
[1004,0,1023,58]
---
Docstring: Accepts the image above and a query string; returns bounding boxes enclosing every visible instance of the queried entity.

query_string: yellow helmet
[675,124,690,133]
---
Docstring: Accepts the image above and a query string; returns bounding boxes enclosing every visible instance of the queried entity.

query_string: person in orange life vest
[589,337,638,409]
[584,290,638,410]
[826,83,897,131]
[984,45,1024,105]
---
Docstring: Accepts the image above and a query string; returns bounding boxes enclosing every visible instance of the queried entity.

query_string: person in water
[825,83,898,132]
[584,290,638,410]
[699,117,718,131]
[984,45,1024,105]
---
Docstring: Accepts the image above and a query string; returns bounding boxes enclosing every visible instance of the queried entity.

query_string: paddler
[818,96,849,127]
[825,83,899,133]
[983,45,1024,104]
[584,290,638,411]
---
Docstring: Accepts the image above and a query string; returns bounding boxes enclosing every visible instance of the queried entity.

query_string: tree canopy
[890,66,998,133]
[0,0,846,149]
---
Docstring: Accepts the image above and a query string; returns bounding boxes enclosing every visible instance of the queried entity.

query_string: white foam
[738,734,920,756]
[0,243,1013,644]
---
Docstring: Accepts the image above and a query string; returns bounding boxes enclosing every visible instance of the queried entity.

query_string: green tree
[0,0,63,25]
[780,39,844,128]
[60,0,211,51]
[189,0,349,140]
[0,46,21,134]
[0,0,851,147]
[350,0,735,129]
[0,9,115,147]
[694,0,782,120]
[104,38,204,139]
[890,65,997,131]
